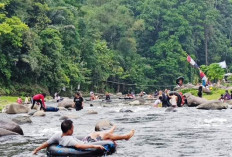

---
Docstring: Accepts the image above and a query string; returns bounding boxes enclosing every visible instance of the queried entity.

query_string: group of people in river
[153,89,180,108]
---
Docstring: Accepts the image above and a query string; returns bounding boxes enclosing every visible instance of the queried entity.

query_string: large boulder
[184,93,208,107]
[33,111,46,117]
[0,128,19,137]
[58,99,74,108]
[28,109,37,116]
[12,116,32,124]
[0,119,23,135]
[5,104,30,114]
[129,100,141,106]
[203,88,211,93]
[26,104,39,110]
[58,107,68,111]
[95,119,113,131]
[197,101,228,110]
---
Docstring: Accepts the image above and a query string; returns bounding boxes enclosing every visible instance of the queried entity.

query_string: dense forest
[0,0,232,95]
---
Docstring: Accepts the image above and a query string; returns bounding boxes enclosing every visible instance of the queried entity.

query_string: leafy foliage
[0,0,232,95]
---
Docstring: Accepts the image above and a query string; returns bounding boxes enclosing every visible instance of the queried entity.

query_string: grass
[0,96,19,112]
[180,88,226,100]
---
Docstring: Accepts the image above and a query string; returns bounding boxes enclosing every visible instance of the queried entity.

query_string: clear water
[1,101,232,157]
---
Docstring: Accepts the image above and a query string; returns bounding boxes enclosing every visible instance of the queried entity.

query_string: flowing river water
[0,99,232,157]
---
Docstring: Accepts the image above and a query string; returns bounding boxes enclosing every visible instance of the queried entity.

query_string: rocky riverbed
[1,98,232,157]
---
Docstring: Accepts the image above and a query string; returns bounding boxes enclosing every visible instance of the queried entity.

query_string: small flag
[200,70,208,86]
[187,55,199,69]
[218,61,227,69]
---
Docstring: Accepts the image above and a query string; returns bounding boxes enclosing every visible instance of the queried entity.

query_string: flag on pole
[187,55,199,69]
[218,61,227,69]
[200,70,208,86]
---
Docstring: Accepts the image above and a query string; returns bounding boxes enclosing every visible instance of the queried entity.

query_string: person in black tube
[33,120,135,155]
[74,92,84,111]
[198,86,203,98]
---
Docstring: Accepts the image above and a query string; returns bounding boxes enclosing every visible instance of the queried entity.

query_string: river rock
[5,104,29,114]
[0,128,19,137]
[25,103,39,110]
[129,100,141,106]
[58,99,74,108]
[203,88,211,93]
[197,101,228,110]
[87,110,98,114]
[119,108,133,113]
[33,111,46,116]
[95,119,113,131]
[28,109,37,116]
[184,93,208,107]
[12,116,32,124]
[59,114,79,120]
[0,119,23,135]
[165,107,177,112]
[116,92,123,96]
[58,107,68,111]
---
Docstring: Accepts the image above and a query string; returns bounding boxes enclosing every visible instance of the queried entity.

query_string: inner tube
[119,97,134,100]
[168,91,182,107]
[47,140,116,157]
[45,107,59,112]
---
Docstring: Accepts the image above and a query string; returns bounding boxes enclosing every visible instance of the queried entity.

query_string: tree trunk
[117,82,120,93]
[204,26,208,65]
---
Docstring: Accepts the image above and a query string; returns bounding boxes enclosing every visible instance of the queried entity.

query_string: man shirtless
[84,125,134,142]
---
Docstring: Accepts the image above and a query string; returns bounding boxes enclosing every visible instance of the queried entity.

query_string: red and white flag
[187,55,199,69]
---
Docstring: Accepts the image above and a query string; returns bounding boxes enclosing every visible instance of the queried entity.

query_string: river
[0,100,232,157]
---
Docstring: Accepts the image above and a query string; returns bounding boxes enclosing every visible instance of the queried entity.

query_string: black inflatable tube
[45,107,59,112]
[47,140,116,157]
[168,91,182,107]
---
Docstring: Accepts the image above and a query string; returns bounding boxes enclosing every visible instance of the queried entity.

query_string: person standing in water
[169,94,178,108]
[74,92,84,111]
[105,92,111,100]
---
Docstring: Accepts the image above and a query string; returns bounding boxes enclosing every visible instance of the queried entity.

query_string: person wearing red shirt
[31,93,46,110]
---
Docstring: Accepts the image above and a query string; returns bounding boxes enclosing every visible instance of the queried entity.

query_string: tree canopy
[0,0,231,95]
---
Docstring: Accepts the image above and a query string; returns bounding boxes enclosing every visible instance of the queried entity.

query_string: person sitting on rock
[17,97,22,104]
[33,120,135,155]
[224,90,231,100]
[31,93,46,111]
[219,94,224,102]
[24,96,29,104]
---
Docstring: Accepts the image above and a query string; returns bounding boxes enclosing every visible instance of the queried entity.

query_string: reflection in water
[1,102,232,157]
